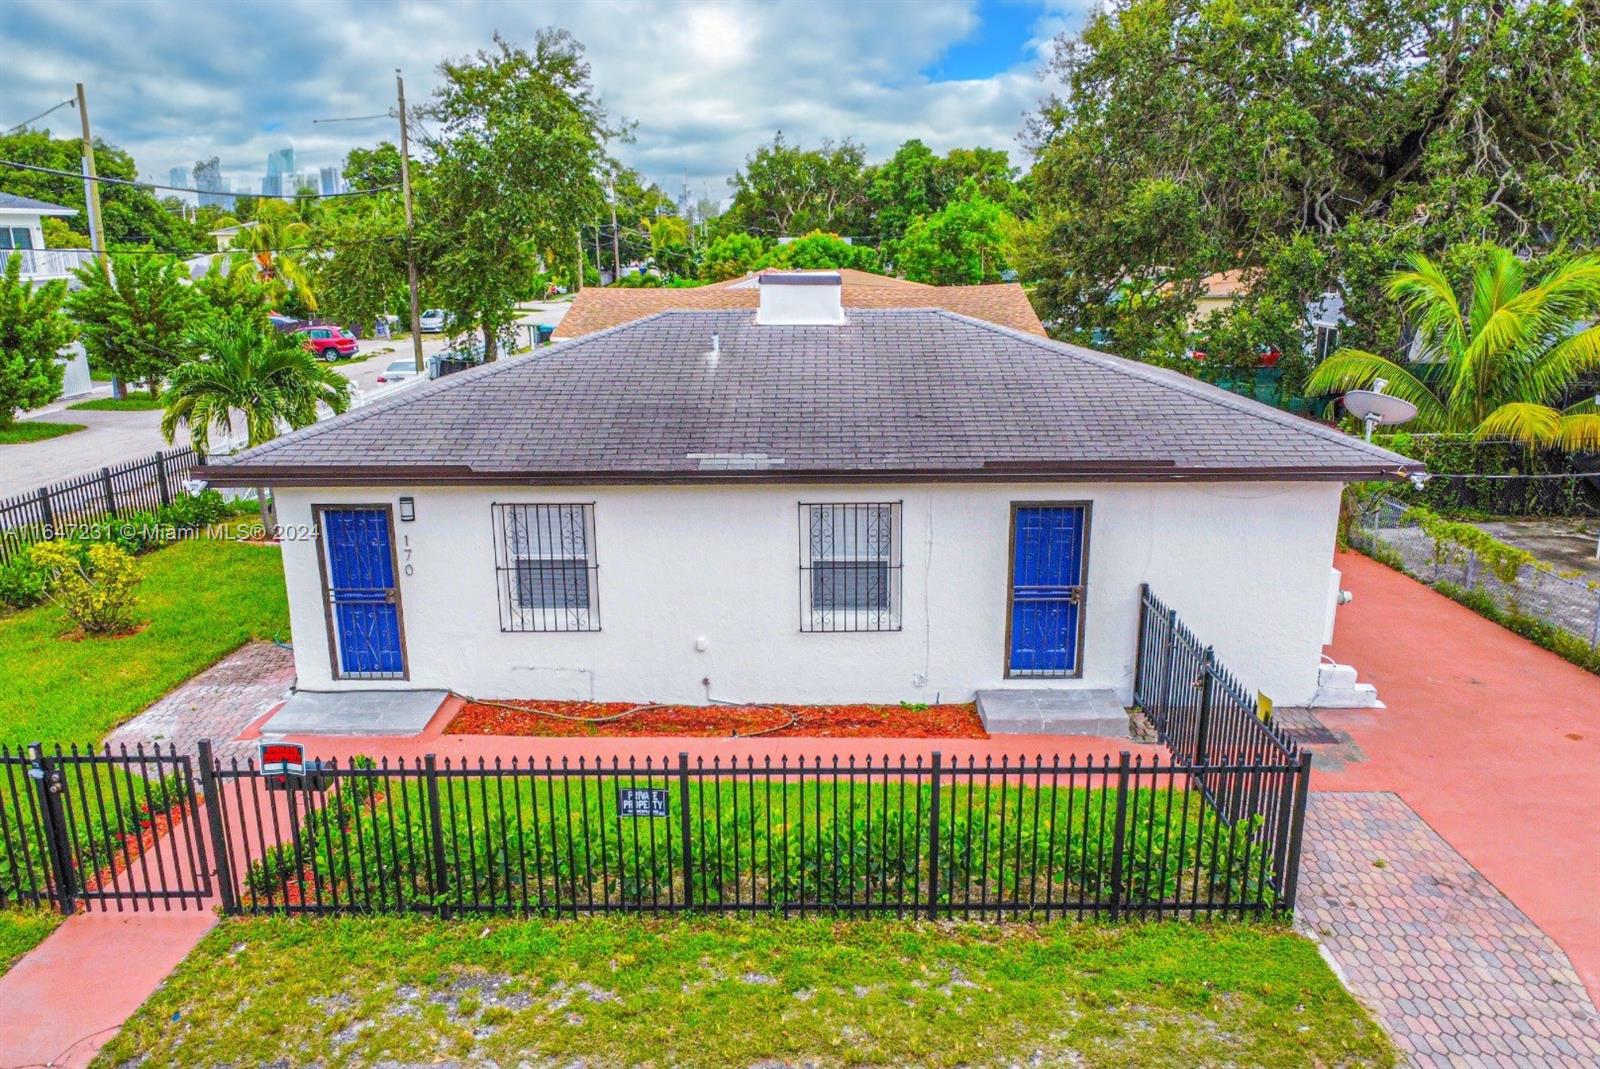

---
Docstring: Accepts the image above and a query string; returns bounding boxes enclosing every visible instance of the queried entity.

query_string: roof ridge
[923,308,1417,471]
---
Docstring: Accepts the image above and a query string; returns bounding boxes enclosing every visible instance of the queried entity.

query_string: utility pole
[75,83,108,277]
[75,82,121,398]
[396,69,425,374]
[608,179,620,285]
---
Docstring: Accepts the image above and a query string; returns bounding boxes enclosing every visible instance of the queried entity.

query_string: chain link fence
[1350,496,1600,652]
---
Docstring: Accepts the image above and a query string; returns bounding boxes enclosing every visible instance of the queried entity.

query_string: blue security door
[321,507,405,678]
[1007,505,1087,677]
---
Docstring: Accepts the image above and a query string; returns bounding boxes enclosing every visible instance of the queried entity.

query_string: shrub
[0,549,51,609]
[31,541,142,635]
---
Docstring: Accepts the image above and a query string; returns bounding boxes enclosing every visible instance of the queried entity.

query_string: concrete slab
[262,688,449,737]
[975,688,1128,737]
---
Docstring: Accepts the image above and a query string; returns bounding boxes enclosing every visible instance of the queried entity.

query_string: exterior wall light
[399,496,415,522]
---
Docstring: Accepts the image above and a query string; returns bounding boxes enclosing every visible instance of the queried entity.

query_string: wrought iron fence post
[925,751,942,921]
[1590,590,1600,652]
[1195,647,1216,768]
[1132,583,1150,705]
[423,754,449,918]
[678,752,693,911]
[1108,752,1130,921]
[100,466,117,518]
[1279,752,1314,912]
[27,743,75,916]
[1159,607,1179,722]
[35,487,54,539]
[195,740,238,915]
[156,451,172,508]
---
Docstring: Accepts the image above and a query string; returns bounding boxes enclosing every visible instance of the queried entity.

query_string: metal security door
[319,506,406,678]
[1006,504,1088,677]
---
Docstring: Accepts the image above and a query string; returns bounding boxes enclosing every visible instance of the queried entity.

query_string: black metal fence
[0,447,203,566]
[0,743,211,913]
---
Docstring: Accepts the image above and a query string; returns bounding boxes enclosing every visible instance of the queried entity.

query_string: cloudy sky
[0,0,1093,204]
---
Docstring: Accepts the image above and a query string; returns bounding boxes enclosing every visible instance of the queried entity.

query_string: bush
[31,541,142,635]
[0,549,50,609]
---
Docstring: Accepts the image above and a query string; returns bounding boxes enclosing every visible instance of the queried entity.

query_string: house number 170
[401,534,414,576]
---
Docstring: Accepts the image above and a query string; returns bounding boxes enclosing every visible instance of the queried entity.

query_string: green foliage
[229,199,318,311]
[698,232,769,282]
[895,179,1014,285]
[0,256,74,426]
[1307,247,1600,448]
[309,204,406,332]
[1024,0,1600,363]
[757,231,879,273]
[30,540,141,635]
[66,253,203,397]
[342,142,403,192]
[418,29,612,361]
[161,312,353,454]
[41,217,88,249]
[723,132,871,238]
[871,140,1027,261]
[0,911,61,976]
[0,421,82,443]
[0,129,209,252]
[1375,433,1597,516]
[193,259,276,325]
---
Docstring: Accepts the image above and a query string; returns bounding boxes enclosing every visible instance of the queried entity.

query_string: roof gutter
[194,460,1423,488]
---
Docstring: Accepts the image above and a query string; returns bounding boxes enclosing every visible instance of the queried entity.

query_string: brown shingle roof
[201,309,1421,486]
[555,279,1044,338]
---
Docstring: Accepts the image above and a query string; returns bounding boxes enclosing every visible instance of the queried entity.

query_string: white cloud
[0,0,1087,204]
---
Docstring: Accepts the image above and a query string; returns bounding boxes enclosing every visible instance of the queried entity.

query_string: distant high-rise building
[264,146,295,198]
[168,166,188,192]
[192,157,231,209]
[319,166,342,197]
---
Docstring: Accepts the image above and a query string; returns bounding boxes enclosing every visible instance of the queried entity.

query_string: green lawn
[0,421,85,444]
[0,530,288,747]
[0,910,60,976]
[98,916,1393,1068]
[67,396,165,412]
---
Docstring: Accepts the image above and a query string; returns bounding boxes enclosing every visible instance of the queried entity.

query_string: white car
[375,358,421,384]
[418,309,453,333]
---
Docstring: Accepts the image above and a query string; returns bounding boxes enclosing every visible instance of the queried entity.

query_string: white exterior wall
[273,480,1343,706]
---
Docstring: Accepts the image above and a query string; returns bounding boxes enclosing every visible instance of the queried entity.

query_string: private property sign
[618,787,669,817]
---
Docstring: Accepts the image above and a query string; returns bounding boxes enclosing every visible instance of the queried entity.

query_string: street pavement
[1,301,570,499]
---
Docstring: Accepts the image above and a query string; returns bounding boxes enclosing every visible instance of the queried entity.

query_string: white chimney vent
[756,271,845,325]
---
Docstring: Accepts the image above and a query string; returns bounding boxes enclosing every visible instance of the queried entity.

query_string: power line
[0,158,398,199]
[312,113,393,124]
[3,98,75,135]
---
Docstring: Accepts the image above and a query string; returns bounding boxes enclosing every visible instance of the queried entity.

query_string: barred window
[492,503,600,632]
[799,502,901,632]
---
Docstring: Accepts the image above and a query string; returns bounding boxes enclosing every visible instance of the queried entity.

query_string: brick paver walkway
[1298,792,1600,1068]
[104,640,294,763]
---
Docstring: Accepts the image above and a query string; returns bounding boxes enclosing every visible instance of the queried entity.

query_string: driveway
[1,301,571,500]
[1314,550,1600,1006]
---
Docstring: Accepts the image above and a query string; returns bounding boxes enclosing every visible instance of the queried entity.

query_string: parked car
[419,309,454,333]
[375,358,421,383]
[297,326,359,360]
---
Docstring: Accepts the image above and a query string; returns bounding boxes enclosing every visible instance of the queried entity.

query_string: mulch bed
[445,700,988,739]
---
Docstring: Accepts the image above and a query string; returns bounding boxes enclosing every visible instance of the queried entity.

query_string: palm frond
[1389,255,1464,357]
[1304,349,1448,429]
[1473,402,1563,447]
[1528,324,1600,402]
[1553,414,1600,452]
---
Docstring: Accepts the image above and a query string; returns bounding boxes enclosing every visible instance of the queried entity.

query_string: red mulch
[445,700,988,739]
[82,804,185,894]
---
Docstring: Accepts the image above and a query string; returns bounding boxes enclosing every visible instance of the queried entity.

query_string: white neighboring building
[201,273,1422,709]
[0,192,94,398]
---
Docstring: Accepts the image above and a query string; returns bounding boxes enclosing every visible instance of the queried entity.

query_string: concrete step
[976,688,1129,737]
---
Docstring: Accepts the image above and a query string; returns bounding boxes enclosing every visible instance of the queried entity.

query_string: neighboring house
[1188,268,1344,358]
[0,192,94,398]
[199,272,1420,709]
[555,268,1046,340]
[209,221,256,251]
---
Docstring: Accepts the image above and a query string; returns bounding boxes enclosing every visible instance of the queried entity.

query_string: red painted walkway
[1315,551,1600,1008]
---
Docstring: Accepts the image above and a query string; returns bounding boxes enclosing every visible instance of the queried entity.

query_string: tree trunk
[256,486,275,537]
[111,375,126,401]
[482,323,498,363]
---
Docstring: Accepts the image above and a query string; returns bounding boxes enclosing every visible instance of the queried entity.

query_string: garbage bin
[536,324,555,344]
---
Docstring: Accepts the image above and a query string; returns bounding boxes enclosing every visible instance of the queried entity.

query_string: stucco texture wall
[273,480,1343,706]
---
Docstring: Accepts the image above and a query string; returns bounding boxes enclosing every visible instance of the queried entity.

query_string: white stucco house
[0,191,95,398]
[200,272,1421,710]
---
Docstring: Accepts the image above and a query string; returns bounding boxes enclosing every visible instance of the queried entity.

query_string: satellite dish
[1343,379,1417,440]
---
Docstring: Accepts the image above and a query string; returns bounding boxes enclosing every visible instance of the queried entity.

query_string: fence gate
[0,744,212,913]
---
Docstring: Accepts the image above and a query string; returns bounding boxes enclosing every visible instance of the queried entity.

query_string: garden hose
[451,693,800,737]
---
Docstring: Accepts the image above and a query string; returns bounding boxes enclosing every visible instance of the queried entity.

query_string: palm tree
[161,313,354,527]
[1306,248,1600,450]
[231,199,317,310]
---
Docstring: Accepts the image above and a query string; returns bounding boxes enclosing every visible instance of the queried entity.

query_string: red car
[297,326,358,360]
